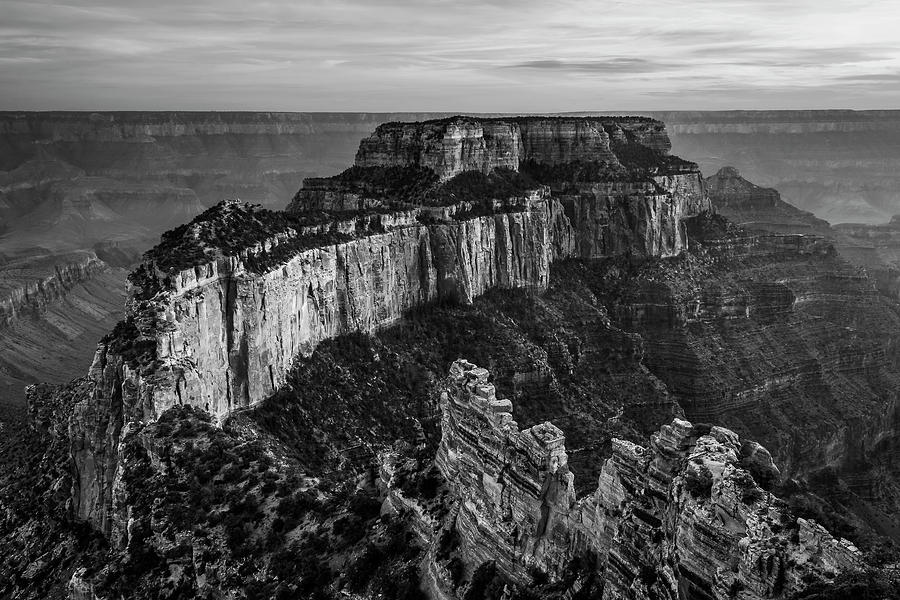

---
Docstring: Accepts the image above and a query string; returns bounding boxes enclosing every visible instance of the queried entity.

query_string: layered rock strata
[436,359,862,599]
[353,117,672,180]
[68,116,709,535]
[704,167,831,236]
[70,194,554,532]
[650,109,900,225]
[0,252,109,327]
[0,252,126,403]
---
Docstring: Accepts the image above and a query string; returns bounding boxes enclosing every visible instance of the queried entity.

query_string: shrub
[684,464,714,498]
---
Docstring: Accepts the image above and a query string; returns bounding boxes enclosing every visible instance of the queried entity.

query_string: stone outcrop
[69,194,555,532]
[353,117,671,180]
[67,116,710,536]
[707,167,779,210]
[436,359,862,599]
[552,174,708,259]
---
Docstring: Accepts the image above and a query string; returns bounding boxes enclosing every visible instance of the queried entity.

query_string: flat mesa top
[378,114,663,128]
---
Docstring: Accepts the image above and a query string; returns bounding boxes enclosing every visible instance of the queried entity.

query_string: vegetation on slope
[84,406,427,600]
[303,165,539,208]
[139,201,355,277]
[4,250,900,598]
[0,382,105,599]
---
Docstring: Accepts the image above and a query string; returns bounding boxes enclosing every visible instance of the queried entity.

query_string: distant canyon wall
[0,253,125,404]
[649,110,900,225]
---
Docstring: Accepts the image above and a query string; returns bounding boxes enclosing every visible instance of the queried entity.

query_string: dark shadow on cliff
[247,268,680,496]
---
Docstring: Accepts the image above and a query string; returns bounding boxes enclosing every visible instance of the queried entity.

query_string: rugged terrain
[2,115,900,599]
[0,111,449,404]
[4,109,897,405]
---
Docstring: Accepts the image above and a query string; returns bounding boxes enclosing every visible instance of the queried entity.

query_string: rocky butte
[70,115,707,533]
[428,359,860,600]
[5,115,899,599]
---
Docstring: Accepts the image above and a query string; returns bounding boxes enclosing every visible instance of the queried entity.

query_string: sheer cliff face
[353,117,670,180]
[553,174,707,259]
[69,116,709,536]
[124,116,703,417]
[128,196,553,414]
[69,195,556,530]
[434,360,861,600]
[1,112,443,405]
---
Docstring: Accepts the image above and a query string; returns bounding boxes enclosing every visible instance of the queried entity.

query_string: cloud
[837,73,900,82]
[692,45,891,67]
[504,58,679,74]
[0,0,898,110]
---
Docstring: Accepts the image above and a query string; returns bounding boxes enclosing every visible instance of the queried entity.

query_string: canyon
[1,114,900,599]
[431,359,861,600]
[4,109,898,405]
[0,111,445,404]
[69,116,708,536]
[657,110,900,225]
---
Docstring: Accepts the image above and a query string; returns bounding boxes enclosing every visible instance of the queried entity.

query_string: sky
[2,0,899,111]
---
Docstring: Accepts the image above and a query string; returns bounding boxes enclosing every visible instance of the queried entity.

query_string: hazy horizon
[3,0,899,112]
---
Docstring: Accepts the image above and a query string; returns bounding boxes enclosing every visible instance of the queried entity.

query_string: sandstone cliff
[7,113,900,600]
[69,115,710,537]
[432,359,862,599]
[352,116,671,180]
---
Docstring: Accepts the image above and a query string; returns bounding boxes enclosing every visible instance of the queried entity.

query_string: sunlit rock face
[118,116,705,420]
[435,359,862,599]
[66,115,710,536]
[355,120,522,178]
[353,116,671,180]
[1,111,444,405]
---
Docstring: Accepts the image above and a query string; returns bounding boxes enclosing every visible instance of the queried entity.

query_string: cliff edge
[66,116,709,538]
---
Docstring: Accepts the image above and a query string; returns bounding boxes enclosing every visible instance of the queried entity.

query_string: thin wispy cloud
[0,0,898,110]
[504,58,679,73]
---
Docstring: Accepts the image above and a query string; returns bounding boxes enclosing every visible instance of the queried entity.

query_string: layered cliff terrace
[295,115,697,217]
[434,359,862,595]
[68,116,718,536]
[91,116,715,428]
[291,164,541,212]
[130,177,543,299]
